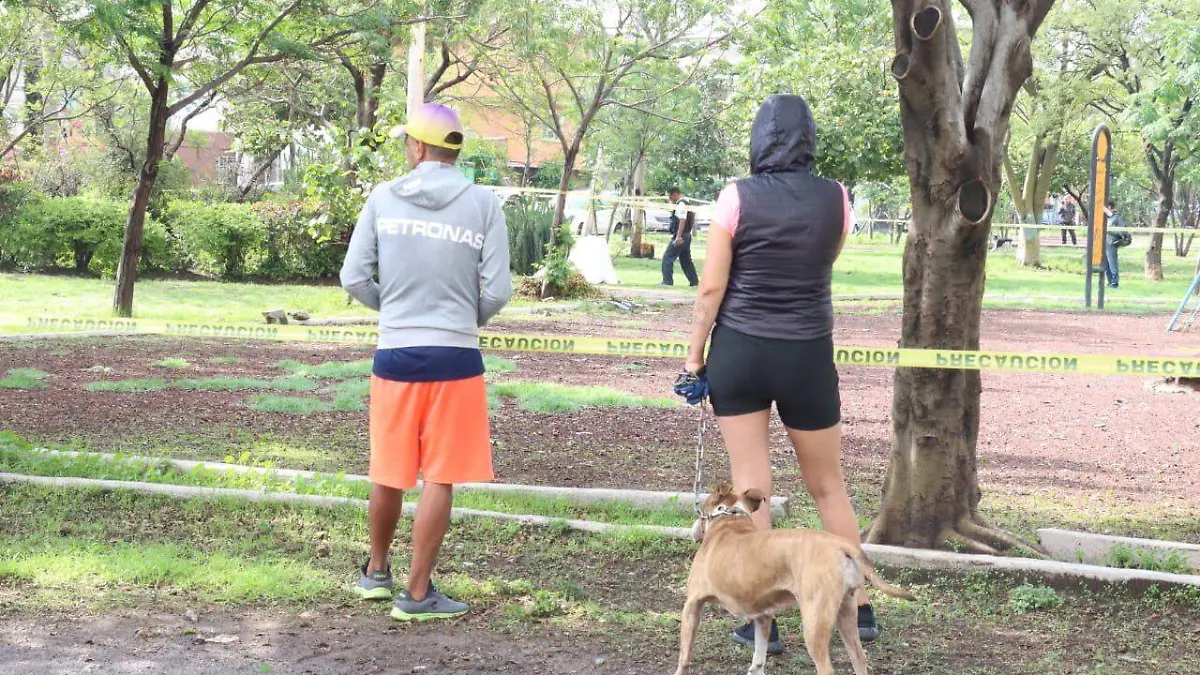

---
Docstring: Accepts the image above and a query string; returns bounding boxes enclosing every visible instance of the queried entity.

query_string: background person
[1104,200,1125,288]
[661,187,699,286]
[1059,195,1077,245]
[340,102,512,621]
[682,94,879,656]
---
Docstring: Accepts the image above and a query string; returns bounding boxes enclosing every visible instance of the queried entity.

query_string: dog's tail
[841,544,915,601]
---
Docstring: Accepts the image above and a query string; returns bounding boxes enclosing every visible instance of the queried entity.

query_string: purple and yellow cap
[389,103,465,150]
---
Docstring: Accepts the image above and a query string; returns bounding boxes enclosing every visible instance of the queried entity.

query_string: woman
[683,94,878,655]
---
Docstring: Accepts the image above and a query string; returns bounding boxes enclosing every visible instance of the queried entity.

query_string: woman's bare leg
[786,424,869,605]
[717,410,773,531]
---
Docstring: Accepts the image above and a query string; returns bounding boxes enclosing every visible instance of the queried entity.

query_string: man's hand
[684,357,705,376]
[674,237,683,246]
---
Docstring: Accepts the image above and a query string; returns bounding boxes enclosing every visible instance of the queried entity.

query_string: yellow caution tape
[3,315,1197,378]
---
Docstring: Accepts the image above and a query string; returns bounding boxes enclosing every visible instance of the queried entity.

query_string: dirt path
[0,607,635,675]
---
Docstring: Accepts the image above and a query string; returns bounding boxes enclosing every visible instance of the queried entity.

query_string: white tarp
[568,236,620,285]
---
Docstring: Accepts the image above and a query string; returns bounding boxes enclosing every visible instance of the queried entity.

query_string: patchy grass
[83,375,317,393]
[206,356,240,365]
[84,378,168,393]
[171,375,316,392]
[484,355,518,374]
[151,357,191,369]
[1104,544,1194,575]
[489,381,676,413]
[1,483,1198,674]
[0,443,695,528]
[277,359,372,380]
[1006,584,1064,613]
[0,368,50,390]
[325,378,369,400]
[247,395,331,416]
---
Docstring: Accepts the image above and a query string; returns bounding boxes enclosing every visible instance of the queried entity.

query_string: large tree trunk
[629,153,647,258]
[871,200,989,549]
[357,63,386,132]
[1146,176,1172,281]
[1013,138,1057,267]
[867,0,1055,555]
[551,146,577,234]
[113,84,169,317]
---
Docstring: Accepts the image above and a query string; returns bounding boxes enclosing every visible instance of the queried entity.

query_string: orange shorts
[368,375,493,490]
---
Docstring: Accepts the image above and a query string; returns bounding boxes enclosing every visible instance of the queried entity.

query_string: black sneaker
[858,604,880,642]
[731,619,784,655]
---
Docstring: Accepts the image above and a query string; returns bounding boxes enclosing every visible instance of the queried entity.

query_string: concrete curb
[860,542,1200,587]
[0,472,691,539]
[29,448,791,518]
[1037,528,1200,570]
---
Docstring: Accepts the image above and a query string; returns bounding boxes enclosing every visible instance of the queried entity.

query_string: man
[1103,200,1124,288]
[661,187,699,287]
[1059,195,1077,245]
[340,102,512,621]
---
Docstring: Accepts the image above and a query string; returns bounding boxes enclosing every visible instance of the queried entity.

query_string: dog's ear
[712,482,732,498]
[740,489,766,513]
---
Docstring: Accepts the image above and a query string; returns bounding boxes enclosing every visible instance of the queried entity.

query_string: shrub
[505,196,554,276]
[2,196,170,275]
[168,200,263,278]
[252,200,345,279]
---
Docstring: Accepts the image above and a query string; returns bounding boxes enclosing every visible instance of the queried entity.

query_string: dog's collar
[703,504,749,522]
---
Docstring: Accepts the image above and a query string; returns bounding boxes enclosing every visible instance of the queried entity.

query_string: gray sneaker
[352,563,394,601]
[390,583,469,621]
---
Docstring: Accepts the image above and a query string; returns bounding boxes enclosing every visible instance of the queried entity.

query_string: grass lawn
[1,234,1194,324]
[1,483,1197,674]
[0,273,534,324]
[616,233,1198,313]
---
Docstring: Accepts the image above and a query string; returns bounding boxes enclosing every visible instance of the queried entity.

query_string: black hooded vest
[717,95,846,341]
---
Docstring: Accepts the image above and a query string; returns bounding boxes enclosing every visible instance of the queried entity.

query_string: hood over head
[390,162,474,211]
[749,94,817,175]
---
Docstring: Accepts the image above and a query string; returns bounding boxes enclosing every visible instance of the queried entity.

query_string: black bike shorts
[706,324,841,431]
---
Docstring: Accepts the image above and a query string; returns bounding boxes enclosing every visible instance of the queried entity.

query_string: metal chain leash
[692,399,706,517]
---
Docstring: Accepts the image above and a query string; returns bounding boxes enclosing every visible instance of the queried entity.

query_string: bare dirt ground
[0,606,624,675]
[2,305,1196,541]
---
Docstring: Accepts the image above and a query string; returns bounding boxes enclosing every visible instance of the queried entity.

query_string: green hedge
[0,195,345,280]
[2,192,546,281]
[0,193,170,275]
[167,201,264,278]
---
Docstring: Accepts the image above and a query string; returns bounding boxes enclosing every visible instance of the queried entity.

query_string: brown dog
[675,484,914,675]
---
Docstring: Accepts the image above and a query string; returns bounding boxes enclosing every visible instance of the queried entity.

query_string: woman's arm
[685,223,733,374]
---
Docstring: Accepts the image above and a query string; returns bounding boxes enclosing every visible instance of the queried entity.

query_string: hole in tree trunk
[891,54,912,80]
[912,6,943,41]
[958,179,991,225]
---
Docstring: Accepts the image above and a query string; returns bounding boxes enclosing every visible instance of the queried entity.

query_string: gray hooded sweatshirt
[340,162,513,350]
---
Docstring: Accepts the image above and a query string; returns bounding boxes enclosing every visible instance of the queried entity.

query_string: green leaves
[731,0,903,186]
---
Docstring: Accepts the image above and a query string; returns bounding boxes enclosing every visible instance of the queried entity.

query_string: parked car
[644,202,712,233]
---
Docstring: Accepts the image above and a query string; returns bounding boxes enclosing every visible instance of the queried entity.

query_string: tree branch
[165,90,217,160]
[112,30,156,91]
[173,0,214,48]
[166,0,304,116]
[425,42,453,96]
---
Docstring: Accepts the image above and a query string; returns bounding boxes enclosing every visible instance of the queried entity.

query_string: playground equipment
[1166,263,1200,332]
